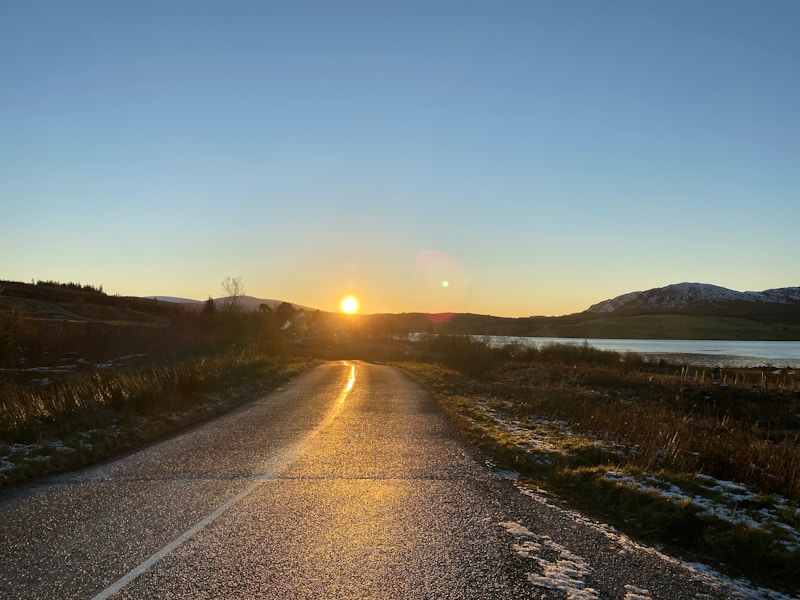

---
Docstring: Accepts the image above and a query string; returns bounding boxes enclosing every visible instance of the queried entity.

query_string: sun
[340,295,359,314]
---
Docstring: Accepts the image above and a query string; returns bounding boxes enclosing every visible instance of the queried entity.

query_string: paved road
[1,361,751,599]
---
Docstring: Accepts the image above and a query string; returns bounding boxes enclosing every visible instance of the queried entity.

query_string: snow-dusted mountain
[587,283,800,314]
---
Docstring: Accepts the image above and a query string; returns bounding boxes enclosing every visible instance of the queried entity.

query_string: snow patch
[486,460,520,480]
[499,521,600,599]
[624,584,652,600]
[512,482,797,600]
[604,471,800,551]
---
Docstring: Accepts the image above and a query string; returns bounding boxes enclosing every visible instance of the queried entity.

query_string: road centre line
[91,362,356,600]
[90,478,263,600]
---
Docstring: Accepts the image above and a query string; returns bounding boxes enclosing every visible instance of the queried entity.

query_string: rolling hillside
[378,283,800,340]
[3,280,800,340]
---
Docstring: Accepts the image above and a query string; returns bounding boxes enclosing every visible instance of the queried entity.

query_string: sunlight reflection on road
[343,361,356,398]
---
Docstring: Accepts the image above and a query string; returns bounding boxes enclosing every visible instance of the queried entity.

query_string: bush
[421,335,499,378]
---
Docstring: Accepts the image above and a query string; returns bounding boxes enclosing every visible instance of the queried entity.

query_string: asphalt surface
[0,361,749,599]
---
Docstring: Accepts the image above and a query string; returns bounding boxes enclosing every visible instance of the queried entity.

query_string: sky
[2,1,798,317]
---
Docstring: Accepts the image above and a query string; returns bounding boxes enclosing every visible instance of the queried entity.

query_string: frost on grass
[604,470,800,551]
[476,393,800,556]
[0,456,13,480]
[472,399,632,467]
[499,520,600,600]
[510,481,798,600]
[0,425,124,480]
[480,406,799,600]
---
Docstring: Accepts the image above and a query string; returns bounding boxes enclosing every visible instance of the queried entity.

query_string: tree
[276,302,296,328]
[276,301,295,320]
[202,296,217,315]
[221,276,245,312]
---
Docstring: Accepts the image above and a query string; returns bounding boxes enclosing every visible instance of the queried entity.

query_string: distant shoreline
[469,335,800,369]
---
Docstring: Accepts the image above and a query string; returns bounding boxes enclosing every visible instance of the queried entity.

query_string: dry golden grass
[396,340,800,594]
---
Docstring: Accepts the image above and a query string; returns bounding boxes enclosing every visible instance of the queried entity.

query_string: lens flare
[413,249,466,317]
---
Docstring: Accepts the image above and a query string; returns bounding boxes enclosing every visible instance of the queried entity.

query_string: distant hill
[372,282,800,340]
[0,281,309,324]
[4,279,800,340]
[587,282,800,314]
[148,295,307,311]
[0,280,179,326]
[148,296,201,304]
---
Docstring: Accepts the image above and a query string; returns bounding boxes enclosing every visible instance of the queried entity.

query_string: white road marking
[91,362,356,599]
[90,479,264,600]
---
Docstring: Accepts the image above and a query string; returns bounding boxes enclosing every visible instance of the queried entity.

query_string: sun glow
[340,295,359,314]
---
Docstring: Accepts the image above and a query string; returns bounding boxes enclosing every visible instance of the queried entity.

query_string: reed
[397,340,800,593]
[0,348,310,484]
[415,338,800,500]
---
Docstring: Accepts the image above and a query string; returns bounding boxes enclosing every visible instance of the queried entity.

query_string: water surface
[476,336,800,368]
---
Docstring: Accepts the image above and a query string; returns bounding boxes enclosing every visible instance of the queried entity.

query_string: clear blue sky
[2,1,798,316]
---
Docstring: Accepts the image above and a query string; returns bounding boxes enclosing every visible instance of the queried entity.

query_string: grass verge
[397,359,800,597]
[0,349,316,488]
